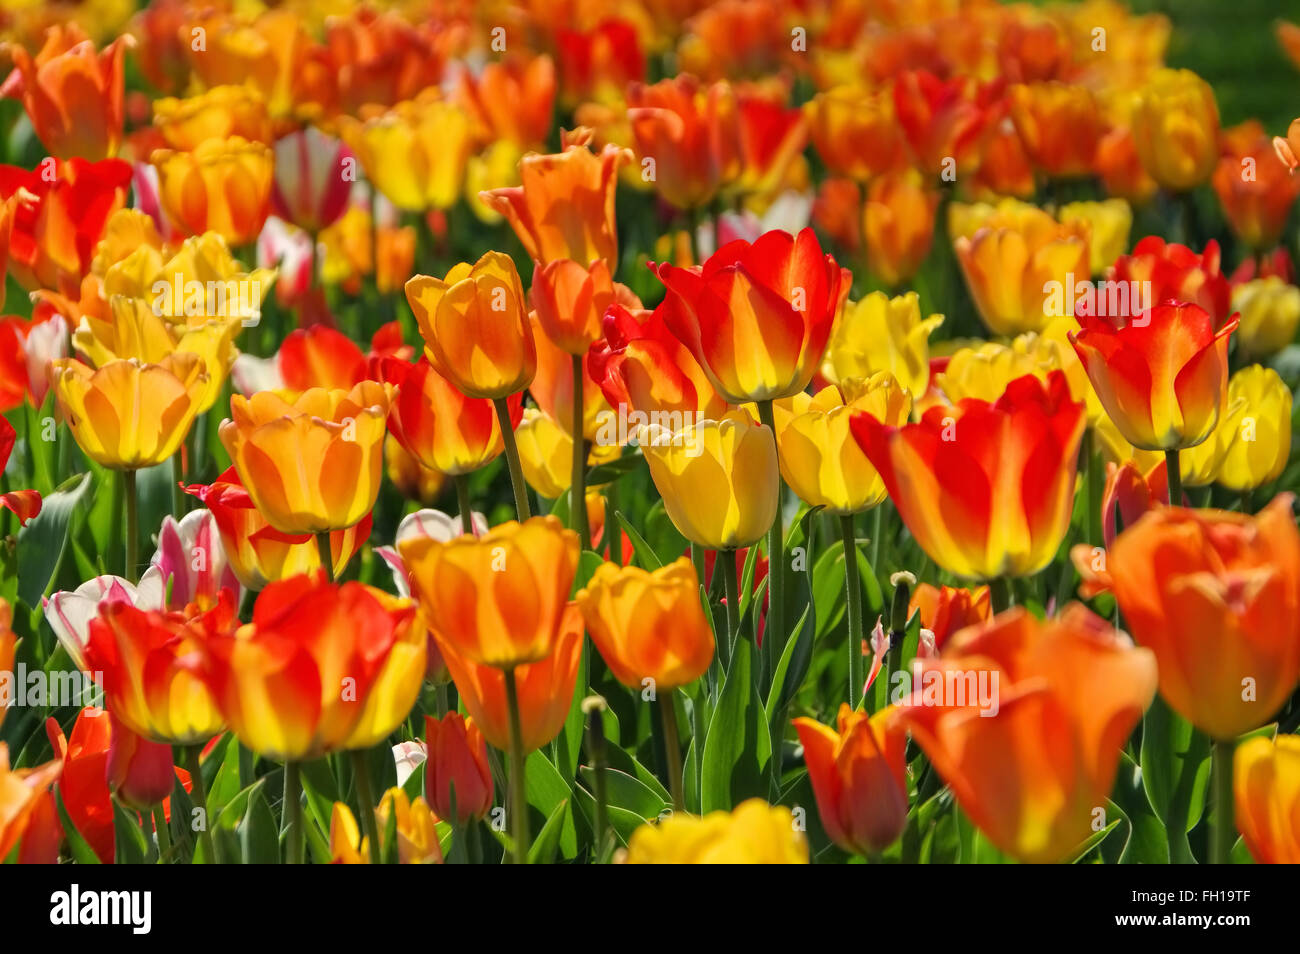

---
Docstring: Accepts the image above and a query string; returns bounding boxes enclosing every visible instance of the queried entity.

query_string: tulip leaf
[1069,799,1128,863]
[525,750,580,859]
[15,471,89,609]
[54,789,102,865]
[527,798,570,864]
[552,647,589,781]
[571,784,643,846]
[766,603,813,722]
[613,510,662,568]
[602,744,671,803]
[239,786,280,864]
[1140,696,1210,861]
[113,803,151,865]
[579,766,668,820]
[700,635,772,813]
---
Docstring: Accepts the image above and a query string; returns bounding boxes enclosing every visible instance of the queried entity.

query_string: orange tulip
[398,516,579,670]
[909,584,992,652]
[1069,301,1237,451]
[576,557,715,692]
[387,358,521,476]
[1107,496,1300,741]
[83,595,234,744]
[529,310,614,442]
[424,713,494,825]
[151,137,274,246]
[1107,237,1231,327]
[793,704,908,856]
[863,170,940,288]
[1213,123,1300,252]
[480,131,628,267]
[457,55,556,150]
[1008,82,1103,180]
[319,8,445,116]
[0,742,62,864]
[184,9,314,120]
[806,85,906,181]
[0,598,14,730]
[892,70,990,178]
[435,605,584,753]
[531,257,629,356]
[152,85,273,151]
[219,381,392,534]
[191,572,422,760]
[405,252,535,400]
[852,371,1085,581]
[625,74,739,210]
[897,605,1157,862]
[1234,734,1300,864]
[0,24,130,159]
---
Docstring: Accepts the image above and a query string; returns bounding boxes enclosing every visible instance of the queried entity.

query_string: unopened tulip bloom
[193,573,422,760]
[793,704,908,856]
[152,85,273,151]
[270,126,354,233]
[806,85,905,181]
[436,605,584,753]
[375,788,443,864]
[220,381,392,534]
[399,515,579,670]
[531,257,625,356]
[775,374,911,515]
[1273,117,1300,173]
[577,557,715,691]
[1234,734,1300,864]
[152,137,274,245]
[481,133,628,266]
[624,74,738,210]
[1131,69,1220,191]
[1232,277,1300,360]
[387,359,520,476]
[897,605,1157,862]
[51,354,207,470]
[863,170,940,288]
[653,228,849,403]
[405,252,535,400]
[0,25,130,159]
[1216,366,1292,493]
[640,411,778,550]
[339,97,471,212]
[1213,124,1300,251]
[1108,496,1300,740]
[1069,301,1236,452]
[514,407,619,500]
[84,596,234,744]
[625,798,809,864]
[1008,82,1104,179]
[457,55,556,149]
[106,714,179,810]
[821,291,942,399]
[854,371,1085,581]
[424,713,493,825]
[385,436,446,506]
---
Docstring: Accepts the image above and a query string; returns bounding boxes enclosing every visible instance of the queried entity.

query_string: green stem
[841,514,864,707]
[989,577,1013,615]
[571,355,590,550]
[658,692,685,813]
[720,548,741,666]
[316,531,334,580]
[504,667,530,864]
[1165,449,1182,507]
[454,474,474,535]
[1211,737,1236,865]
[172,453,185,518]
[283,760,303,864]
[153,802,171,862]
[756,400,784,668]
[184,744,217,863]
[606,481,621,564]
[350,749,381,864]
[493,397,532,521]
[586,707,610,859]
[124,468,139,584]
[691,543,706,589]
[1084,429,1102,545]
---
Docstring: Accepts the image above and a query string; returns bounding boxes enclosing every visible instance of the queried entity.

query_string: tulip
[0,599,14,730]
[1234,734,1300,864]
[219,381,392,535]
[185,467,372,590]
[774,374,911,516]
[338,96,472,213]
[1096,125,1159,205]
[457,55,556,150]
[44,573,166,672]
[270,127,354,234]
[892,70,989,178]
[375,788,443,864]
[896,605,1157,863]
[1131,69,1219,191]
[624,74,738,210]
[398,515,579,670]
[46,706,115,863]
[424,713,494,825]
[653,227,849,404]
[1108,496,1300,741]
[530,257,626,357]
[821,291,942,399]
[932,335,1058,406]
[50,353,207,470]
[806,85,905,181]
[151,137,274,246]
[1069,301,1237,460]
[85,595,234,745]
[319,9,444,116]
[0,743,62,864]
[184,9,313,119]
[405,252,535,400]
[480,133,628,267]
[1107,237,1231,327]
[625,798,809,864]
[1057,200,1132,276]
[863,170,940,288]
[1216,366,1292,493]
[909,584,992,652]
[105,714,179,810]
[792,704,908,856]
[152,85,273,151]
[555,20,645,106]
[0,417,41,527]
[853,371,1085,583]
[1231,277,1300,360]
[640,411,778,551]
[385,436,447,506]
[1008,82,1103,180]
[1213,124,1300,251]
[1273,117,1300,174]
[329,802,367,864]
[514,407,619,500]
[0,25,129,159]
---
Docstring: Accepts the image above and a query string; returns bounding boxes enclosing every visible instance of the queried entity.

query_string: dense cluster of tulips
[1,0,1300,868]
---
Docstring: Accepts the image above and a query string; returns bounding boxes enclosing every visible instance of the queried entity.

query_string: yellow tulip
[374,788,443,864]
[1232,277,1300,361]
[1058,199,1132,276]
[821,291,942,400]
[151,136,274,246]
[1234,734,1300,864]
[1216,366,1293,492]
[50,354,207,470]
[514,407,620,500]
[774,373,911,515]
[1131,68,1219,192]
[339,96,472,212]
[624,799,809,864]
[639,410,777,550]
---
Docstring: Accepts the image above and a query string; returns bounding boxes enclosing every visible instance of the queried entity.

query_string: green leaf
[579,766,667,819]
[238,787,280,864]
[700,636,771,812]
[16,471,90,608]
[54,789,102,864]
[766,604,813,720]
[613,510,662,569]
[525,751,581,859]
[527,798,570,864]
[1140,696,1210,862]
